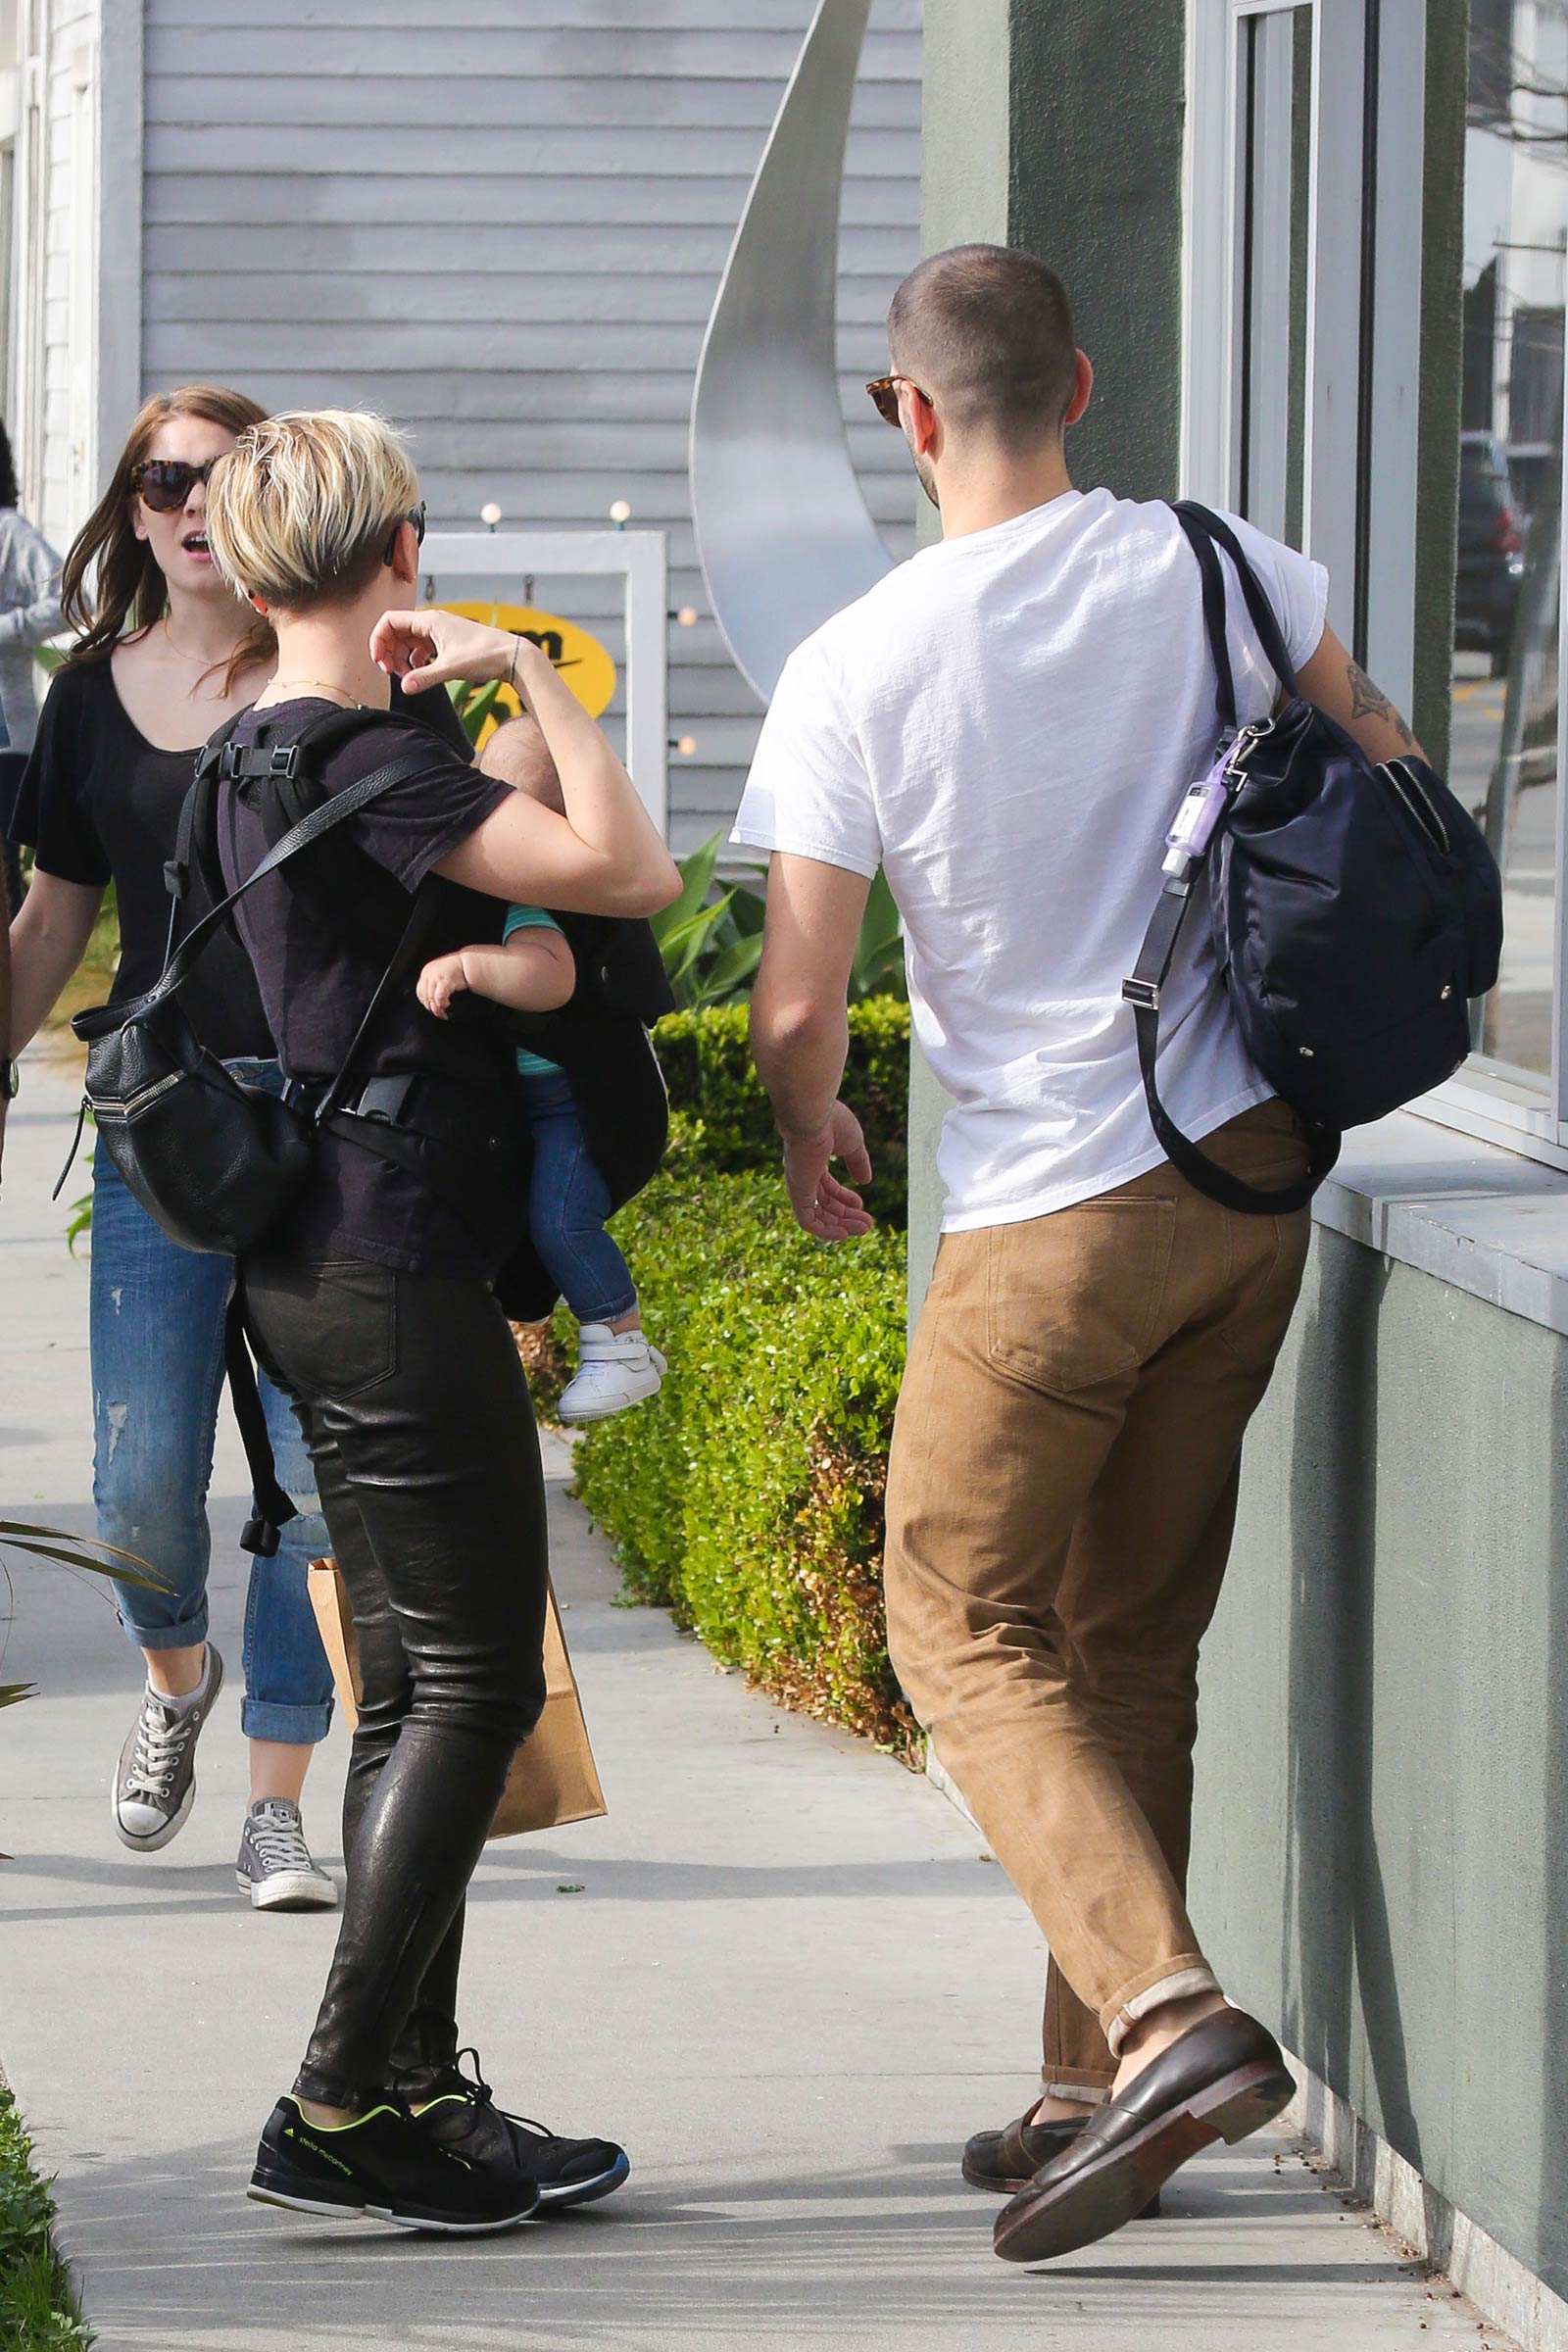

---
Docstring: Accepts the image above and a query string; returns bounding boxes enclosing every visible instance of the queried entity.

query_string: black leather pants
[244,1255,549,2110]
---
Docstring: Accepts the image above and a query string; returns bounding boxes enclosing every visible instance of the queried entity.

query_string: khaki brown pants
[883,1100,1310,2098]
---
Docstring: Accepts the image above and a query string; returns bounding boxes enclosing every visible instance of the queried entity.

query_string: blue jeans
[89,1058,335,1743]
[520,1070,638,1324]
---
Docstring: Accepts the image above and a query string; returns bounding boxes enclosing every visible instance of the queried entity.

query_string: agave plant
[848,865,907,1003]
[652,836,906,1010]
[650,836,766,1010]
[447,676,510,747]
[1,1522,166,1711]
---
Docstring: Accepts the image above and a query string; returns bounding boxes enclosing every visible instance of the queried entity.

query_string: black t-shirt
[8,657,472,1060]
[218,696,523,1279]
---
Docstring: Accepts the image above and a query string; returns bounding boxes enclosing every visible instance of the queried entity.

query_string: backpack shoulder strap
[1125,900,1339,1213]
[163,710,251,967]
[165,705,390,948]
[1174,500,1301,698]
[223,1295,298,1556]
[1170,505,1239,736]
[266,708,425,965]
[1124,517,1336,1213]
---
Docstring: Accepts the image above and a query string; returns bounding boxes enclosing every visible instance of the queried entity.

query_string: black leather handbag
[1123,502,1504,1214]
[62,743,437,1257]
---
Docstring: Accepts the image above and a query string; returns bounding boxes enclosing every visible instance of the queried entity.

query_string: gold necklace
[162,612,239,669]
[265,678,365,710]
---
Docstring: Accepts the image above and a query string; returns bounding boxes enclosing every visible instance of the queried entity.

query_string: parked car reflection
[1456,430,1526,678]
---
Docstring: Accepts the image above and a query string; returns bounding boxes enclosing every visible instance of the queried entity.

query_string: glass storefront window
[1238,3,1313,552]
[1189,0,1568,1155]
[1457,0,1566,1079]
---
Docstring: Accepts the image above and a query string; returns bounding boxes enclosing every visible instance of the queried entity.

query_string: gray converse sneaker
[112,1644,224,1852]
[236,1798,339,1912]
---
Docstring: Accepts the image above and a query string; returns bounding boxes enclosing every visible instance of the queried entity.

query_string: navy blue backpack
[1122,502,1504,1214]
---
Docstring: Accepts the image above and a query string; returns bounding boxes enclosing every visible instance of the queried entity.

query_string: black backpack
[66,714,446,1260]
[169,706,677,1324]
[1123,502,1504,1214]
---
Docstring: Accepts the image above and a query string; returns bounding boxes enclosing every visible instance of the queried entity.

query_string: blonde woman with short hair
[203,409,679,2234]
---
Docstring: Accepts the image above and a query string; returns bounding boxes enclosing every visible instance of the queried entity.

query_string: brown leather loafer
[963,2110,1161,2218]
[962,2111,1088,2193]
[992,2008,1293,2264]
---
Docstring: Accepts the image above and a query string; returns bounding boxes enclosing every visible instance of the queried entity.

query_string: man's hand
[781,1101,874,1242]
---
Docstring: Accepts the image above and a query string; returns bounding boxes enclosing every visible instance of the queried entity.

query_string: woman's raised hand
[370,607,514,693]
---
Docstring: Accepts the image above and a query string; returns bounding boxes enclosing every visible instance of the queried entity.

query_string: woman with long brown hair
[4,384,470,1907]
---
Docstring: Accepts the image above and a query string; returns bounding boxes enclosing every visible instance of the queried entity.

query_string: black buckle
[346,1073,417,1127]
[164,858,187,900]
[1122,977,1160,1010]
[220,743,300,782]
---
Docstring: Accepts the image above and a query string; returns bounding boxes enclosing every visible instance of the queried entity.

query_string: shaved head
[887,245,1079,452]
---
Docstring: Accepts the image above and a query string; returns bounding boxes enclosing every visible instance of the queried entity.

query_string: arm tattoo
[1347,657,1416,750]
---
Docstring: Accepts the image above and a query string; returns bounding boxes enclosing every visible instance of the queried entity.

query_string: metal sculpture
[690,0,895,703]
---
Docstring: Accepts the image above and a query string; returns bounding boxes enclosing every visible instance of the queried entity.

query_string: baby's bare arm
[416,932,575,1021]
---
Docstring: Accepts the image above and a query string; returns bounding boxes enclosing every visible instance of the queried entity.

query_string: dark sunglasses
[382,501,426,564]
[865,374,933,427]
[130,457,222,512]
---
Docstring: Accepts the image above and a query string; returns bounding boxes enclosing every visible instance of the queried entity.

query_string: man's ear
[905,382,941,461]
[1064,349,1095,429]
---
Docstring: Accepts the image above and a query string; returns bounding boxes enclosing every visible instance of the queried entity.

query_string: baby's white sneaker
[558,1325,666,1424]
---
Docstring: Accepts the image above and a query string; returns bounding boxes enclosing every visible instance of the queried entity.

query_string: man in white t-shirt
[734,244,1423,2265]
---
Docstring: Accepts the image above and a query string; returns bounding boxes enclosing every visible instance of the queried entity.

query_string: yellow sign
[441,603,616,745]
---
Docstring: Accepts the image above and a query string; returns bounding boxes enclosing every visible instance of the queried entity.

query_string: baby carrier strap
[170,704,429,969]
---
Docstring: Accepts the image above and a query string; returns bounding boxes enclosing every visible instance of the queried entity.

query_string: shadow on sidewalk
[58,2131,1422,2348]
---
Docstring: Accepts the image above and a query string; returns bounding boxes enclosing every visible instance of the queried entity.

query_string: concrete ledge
[1315,1110,1568,1339]
[1287,2051,1568,2352]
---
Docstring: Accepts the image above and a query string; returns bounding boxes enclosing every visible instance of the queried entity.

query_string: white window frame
[1182,0,1568,1172]
[419,529,669,838]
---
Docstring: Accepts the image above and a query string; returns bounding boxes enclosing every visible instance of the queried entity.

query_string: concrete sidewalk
[1,1054,1510,2350]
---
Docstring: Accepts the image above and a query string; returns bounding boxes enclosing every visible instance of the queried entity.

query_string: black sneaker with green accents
[410,2048,630,2210]
[249,2095,540,2233]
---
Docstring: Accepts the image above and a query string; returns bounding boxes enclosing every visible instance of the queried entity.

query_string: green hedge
[514,993,917,1753]
[556,1170,917,1759]
[0,2088,91,2350]
[656,996,909,1228]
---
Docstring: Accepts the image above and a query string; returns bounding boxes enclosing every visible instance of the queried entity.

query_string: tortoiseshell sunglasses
[865,374,933,426]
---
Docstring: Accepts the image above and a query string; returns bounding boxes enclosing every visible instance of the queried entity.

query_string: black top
[8,657,472,1061]
[218,696,523,1279]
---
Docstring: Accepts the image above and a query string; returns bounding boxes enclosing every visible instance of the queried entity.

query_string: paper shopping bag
[307,1555,606,1838]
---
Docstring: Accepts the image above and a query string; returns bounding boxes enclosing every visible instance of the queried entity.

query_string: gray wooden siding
[37,0,96,552]
[140,0,922,848]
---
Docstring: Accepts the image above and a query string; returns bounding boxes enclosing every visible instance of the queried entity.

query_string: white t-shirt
[732,487,1329,1232]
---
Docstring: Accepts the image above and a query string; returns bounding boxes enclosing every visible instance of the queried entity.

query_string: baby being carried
[416,714,666,1424]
